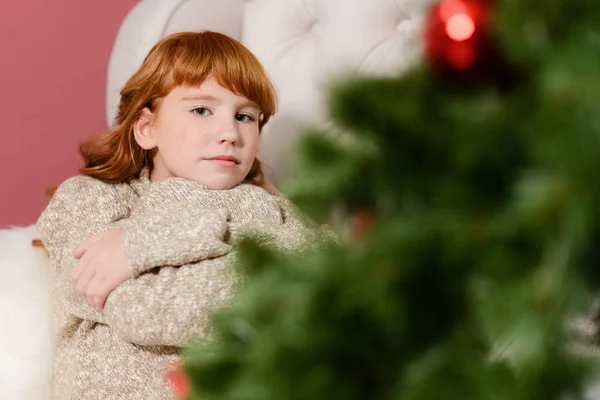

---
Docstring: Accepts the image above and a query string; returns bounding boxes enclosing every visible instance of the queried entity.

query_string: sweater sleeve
[114,203,232,277]
[102,252,240,347]
[230,193,337,251]
[101,193,321,347]
[37,176,234,331]
[37,176,134,323]
[38,178,320,347]
[99,195,314,347]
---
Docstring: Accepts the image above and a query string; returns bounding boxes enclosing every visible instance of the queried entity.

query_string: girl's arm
[230,193,337,251]
[100,193,336,347]
[68,181,276,310]
[102,253,240,347]
[37,176,134,323]
[40,177,324,347]
[114,202,232,277]
[37,176,233,325]
[100,201,321,347]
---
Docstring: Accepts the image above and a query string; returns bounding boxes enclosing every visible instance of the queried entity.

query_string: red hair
[80,31,277,184]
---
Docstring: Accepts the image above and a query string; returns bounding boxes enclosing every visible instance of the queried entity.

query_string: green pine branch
[183,0,600,398]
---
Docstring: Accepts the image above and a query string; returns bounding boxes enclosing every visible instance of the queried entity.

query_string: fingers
[70,247,93,282]
[78,268,110,312]
[87,290,105,312]
[85,277,111,311]
[72,249,99,309]
[69,228,128,311]
[70,257,85,283]
[95,283,110,311]
[72,247,85,260]
[94,293,107,311]
[72,232,105,259]
[74,257,109,311]
[86,292,95,311]
[82,274,106,311]
[74,256,96,297]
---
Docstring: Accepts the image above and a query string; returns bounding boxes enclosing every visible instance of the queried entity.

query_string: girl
[37,31,320,399]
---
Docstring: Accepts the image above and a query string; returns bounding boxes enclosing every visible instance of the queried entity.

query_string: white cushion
[0,226,52,400]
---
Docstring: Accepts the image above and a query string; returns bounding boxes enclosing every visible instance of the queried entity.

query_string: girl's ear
[133,108,158,150]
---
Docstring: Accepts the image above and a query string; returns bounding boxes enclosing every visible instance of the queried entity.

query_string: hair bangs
[168,32,277,124]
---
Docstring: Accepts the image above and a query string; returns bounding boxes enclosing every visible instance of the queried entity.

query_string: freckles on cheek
[177,131,202,154]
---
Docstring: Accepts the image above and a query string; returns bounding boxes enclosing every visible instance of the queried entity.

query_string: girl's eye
[235,113,256,123]
[191,107,211,116]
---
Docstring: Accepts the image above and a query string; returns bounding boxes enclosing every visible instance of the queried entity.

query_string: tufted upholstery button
[308,20,321,35]
[397,17,411,32]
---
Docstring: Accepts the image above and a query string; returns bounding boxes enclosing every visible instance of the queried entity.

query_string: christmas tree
[177,0,600,398]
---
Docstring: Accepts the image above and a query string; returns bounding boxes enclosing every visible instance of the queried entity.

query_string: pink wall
[0,0,140,227]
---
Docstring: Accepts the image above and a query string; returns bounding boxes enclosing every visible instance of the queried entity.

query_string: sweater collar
[129,167,152,197]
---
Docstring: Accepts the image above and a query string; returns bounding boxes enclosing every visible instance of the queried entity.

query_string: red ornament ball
[165,362,191,399]
[424,0,496,75]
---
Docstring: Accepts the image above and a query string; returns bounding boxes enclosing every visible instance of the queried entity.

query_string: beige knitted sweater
[37,171,319,400]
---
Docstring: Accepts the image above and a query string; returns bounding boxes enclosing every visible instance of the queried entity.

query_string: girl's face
[134,77,261,189]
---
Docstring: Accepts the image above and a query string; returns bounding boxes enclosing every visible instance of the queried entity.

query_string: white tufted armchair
[0,1,430,399]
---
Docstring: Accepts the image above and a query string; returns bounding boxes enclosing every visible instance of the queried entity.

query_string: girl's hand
[70,228,131,311]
